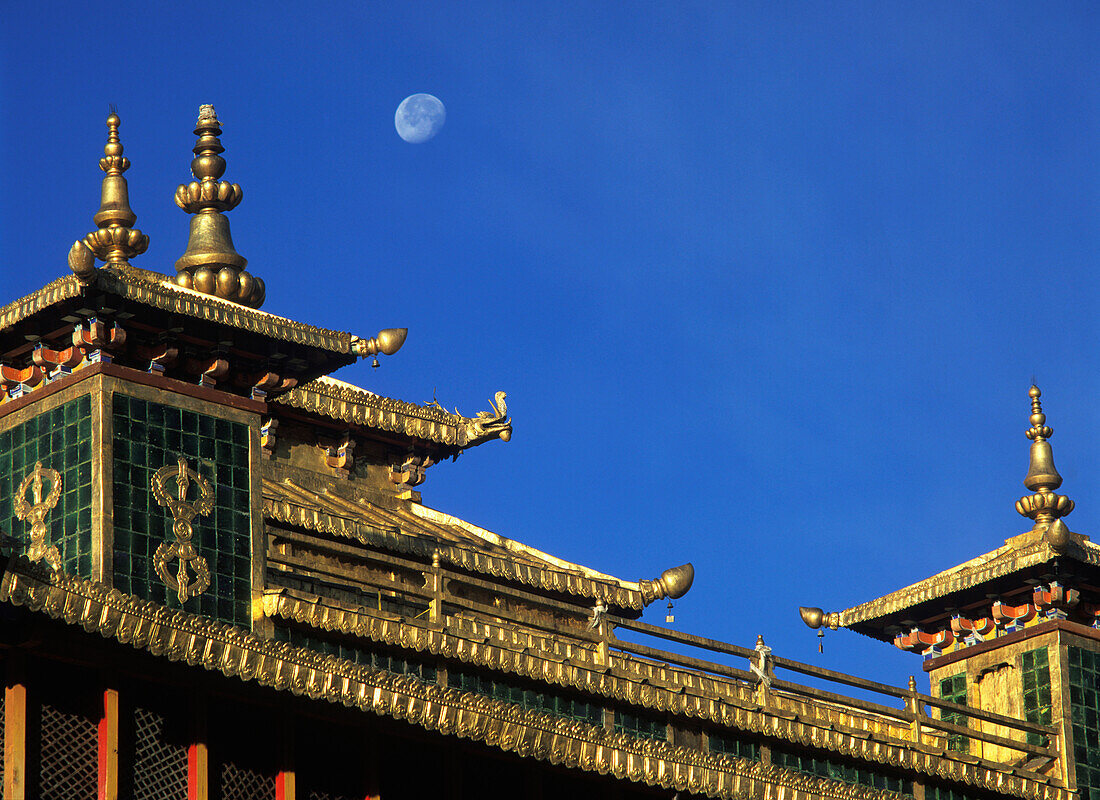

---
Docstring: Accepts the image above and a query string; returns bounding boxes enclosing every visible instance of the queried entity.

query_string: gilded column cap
[77,112,149,272]
[173,105,264,308]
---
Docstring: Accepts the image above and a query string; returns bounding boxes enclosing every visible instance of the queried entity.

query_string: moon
[395,94,446,144]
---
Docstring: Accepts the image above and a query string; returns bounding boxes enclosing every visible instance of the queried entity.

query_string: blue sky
[3,3,1098,688]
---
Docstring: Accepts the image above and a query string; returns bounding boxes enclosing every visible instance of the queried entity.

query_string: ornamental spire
[1016,385,1074,544]
[77,111,149,270]
[173,105,264,308]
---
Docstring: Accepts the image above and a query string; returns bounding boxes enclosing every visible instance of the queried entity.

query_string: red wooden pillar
[364,727,381,800]
[188,693,209,800]
[3,666,27,800]
[97,688,119,800]
[275,772,295,800]
[275,715,295,800]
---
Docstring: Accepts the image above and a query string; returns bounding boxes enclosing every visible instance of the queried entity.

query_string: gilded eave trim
[263,495,646,609]
[275,380,507,449]
[0,269,355,353]
[837,540,1100,628]
[0,274,83,332]
[0,558,957,800]
[264,589,1064,800]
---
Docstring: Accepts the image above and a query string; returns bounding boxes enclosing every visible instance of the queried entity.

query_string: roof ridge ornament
[71,111,149,279]
[173,104,264,308]
[1016,385,1074,549]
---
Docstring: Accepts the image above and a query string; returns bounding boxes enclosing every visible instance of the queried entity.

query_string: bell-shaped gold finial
[1023,385,1061,492]
[1016,385,1074,529]
[173,105,264,308]
[80,112,149,268]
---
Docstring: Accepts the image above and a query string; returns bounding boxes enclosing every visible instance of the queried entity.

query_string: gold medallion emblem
[151,456,214,602]
[14,461,62,570]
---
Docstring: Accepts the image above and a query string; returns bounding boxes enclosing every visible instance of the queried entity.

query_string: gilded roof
[274,377,512,449]
[838,534,1100,628]
[0,266,356,353]
[0,555,1064,800]
[263,477,647,609]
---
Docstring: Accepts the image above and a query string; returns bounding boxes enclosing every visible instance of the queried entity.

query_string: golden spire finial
[173,104,265,308]
[77,111,149,270]
[1016,385,1074,538]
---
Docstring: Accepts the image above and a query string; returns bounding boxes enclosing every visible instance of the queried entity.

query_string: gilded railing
[265,526,1063,787]
[607,616,1060,777]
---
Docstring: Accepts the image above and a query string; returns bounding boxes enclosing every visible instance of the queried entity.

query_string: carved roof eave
[263,495,647,610]
[838,537,1100,629]
[273,377,512,450]
[0,558,1065,800]
[0,267,356,354]
[263,589,1064,798]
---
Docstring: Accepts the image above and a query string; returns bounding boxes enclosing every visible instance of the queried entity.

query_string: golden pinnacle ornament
[173,105,265,308]
[1016,385,1075,549]
[75,112,149,274]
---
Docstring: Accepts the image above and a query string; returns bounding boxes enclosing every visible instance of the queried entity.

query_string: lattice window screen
[0,692,5,779]
[130,706,188,800]
[310,793,358,800]
[39,702,97,800]
[221,761,275,799]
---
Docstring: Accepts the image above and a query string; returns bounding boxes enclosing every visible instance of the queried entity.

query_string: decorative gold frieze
[0,559,1066,800]
[151,457,213,602]
[14,462,61,570]
[0,268,356,354]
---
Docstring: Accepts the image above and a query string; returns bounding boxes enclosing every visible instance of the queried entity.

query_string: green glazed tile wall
[771,749,912,795]
[1021,646,1052,746]
[272,624,437,685]
[448,668,603,726]
[938,672,969,753]
[0,395,93,576]
[614,710,668,741]
[1068,647,1100,799]
[707,732,758,761]
[924,785,979,800]
[112,394,252,629]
